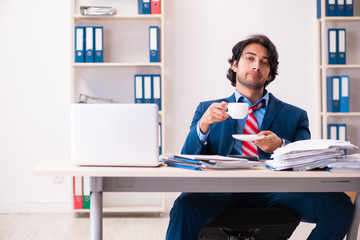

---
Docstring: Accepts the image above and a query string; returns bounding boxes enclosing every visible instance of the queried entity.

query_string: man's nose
[252,61,260,71]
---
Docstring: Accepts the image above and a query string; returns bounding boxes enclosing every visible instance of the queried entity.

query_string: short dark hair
[226,34,279,88]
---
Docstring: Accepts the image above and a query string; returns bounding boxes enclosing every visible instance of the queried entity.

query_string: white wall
[0,0,318,213]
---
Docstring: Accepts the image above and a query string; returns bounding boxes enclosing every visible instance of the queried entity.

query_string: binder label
[144,76,152,103]
[76,28,84,51]
[150,28,158,51]
[333,77,340,101]
[338,30,345,52]
[341,76,349,97]
[95,28,102,51]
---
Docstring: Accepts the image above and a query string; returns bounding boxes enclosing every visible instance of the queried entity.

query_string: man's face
[232,43,271,91]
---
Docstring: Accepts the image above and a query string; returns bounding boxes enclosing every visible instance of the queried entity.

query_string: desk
[34,159,360,240]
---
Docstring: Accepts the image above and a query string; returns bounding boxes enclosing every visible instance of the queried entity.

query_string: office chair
[198,207,300,240]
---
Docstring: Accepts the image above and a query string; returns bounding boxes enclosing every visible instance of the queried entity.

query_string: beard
[236,75,265,90]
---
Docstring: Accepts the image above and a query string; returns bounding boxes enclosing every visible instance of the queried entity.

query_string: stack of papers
[80,6,117,16]
[266,139,358,171]
[326,154,360,172]
[78,94,115,104]
[161,154,265,171]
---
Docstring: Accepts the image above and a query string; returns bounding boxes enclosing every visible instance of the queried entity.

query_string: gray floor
[0,213,329,240]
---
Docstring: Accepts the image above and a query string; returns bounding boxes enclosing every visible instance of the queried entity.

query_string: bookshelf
[318,0,360,148]
[71,0,165,214]
[318,0,359,202]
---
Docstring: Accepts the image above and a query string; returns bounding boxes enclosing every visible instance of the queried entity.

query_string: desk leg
[90,177,103,240]
[347,193,360,240]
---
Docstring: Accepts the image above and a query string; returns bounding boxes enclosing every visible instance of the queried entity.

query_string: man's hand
[254,130,283,153]
[199,101,229,134]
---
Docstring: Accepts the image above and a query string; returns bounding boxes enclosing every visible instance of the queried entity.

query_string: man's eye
[246,57,254,61]
[261,61,269,65]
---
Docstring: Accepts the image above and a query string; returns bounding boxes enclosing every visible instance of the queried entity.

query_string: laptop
[70,104,160,166]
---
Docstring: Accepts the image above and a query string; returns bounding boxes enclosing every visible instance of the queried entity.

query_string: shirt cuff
[197,121,209,145]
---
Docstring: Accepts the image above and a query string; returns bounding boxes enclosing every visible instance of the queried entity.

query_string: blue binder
[338,123,348,154]
[149,26,160,62]
[143,75,152,103]
[340,75,349,112]
[345,0,353,16]
[327,123,347,154]
[75,26,85,62]
[317,0,321,18]
[328,29,337,64]
[158,122,162,155]
[327,124,338,140]
[336,0,345,16]
[327,0,336,16]
[338,124,347,141]
[138,0,151,14]
[94,26,103,62]
[85,26,94,62]
[134,75,144,103]
[327,76,340,112]
[152,75,161,110]
[337,29,346,64]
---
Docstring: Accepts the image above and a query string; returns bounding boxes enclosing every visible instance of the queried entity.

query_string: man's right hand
[199,101,229,134]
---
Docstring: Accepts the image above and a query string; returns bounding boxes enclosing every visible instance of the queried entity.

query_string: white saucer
[232,134,265,141]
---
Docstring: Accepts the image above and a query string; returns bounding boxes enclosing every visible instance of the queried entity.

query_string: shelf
[74,14,162,21]
[320,112,360,117]
[320,64,360,69]
[74,205,165,213]
[321,16,360,22]
[73,62,163,68]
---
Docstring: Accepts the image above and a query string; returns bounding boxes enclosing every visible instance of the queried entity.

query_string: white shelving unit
[318,0,360,202]
[318,1,360,147]
[71,0,166,214]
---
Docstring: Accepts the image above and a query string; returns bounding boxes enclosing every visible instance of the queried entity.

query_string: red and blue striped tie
[241,100,265,156]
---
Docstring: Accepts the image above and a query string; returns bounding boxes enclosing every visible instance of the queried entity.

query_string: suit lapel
[261,93,284,131]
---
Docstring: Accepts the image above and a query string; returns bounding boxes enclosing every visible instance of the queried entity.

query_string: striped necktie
[241,100,265,156]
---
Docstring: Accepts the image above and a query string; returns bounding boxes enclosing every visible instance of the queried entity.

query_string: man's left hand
[254,130,282,153]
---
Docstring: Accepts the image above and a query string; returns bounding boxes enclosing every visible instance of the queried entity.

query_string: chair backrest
[199,207,300,240]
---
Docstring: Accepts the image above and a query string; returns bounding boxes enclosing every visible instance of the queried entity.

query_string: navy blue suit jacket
[181,93,311,159]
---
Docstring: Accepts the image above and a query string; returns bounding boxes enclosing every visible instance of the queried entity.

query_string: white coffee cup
[227,102,249,119]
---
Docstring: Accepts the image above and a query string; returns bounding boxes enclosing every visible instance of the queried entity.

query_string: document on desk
[326,154,360,172]
[160,154,265,170]
[267,139,358,171]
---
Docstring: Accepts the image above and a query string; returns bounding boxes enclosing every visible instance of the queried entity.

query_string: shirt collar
[234,89,269,107]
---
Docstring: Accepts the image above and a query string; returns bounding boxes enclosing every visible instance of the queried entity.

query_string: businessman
[166,34,354,240]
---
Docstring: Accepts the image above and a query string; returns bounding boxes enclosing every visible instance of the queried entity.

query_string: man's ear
[232,60,238,72]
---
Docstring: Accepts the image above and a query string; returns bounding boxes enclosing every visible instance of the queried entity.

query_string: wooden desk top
[34,159,360,178]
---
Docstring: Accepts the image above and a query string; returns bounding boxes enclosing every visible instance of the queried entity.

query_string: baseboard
[0,200,72,213]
